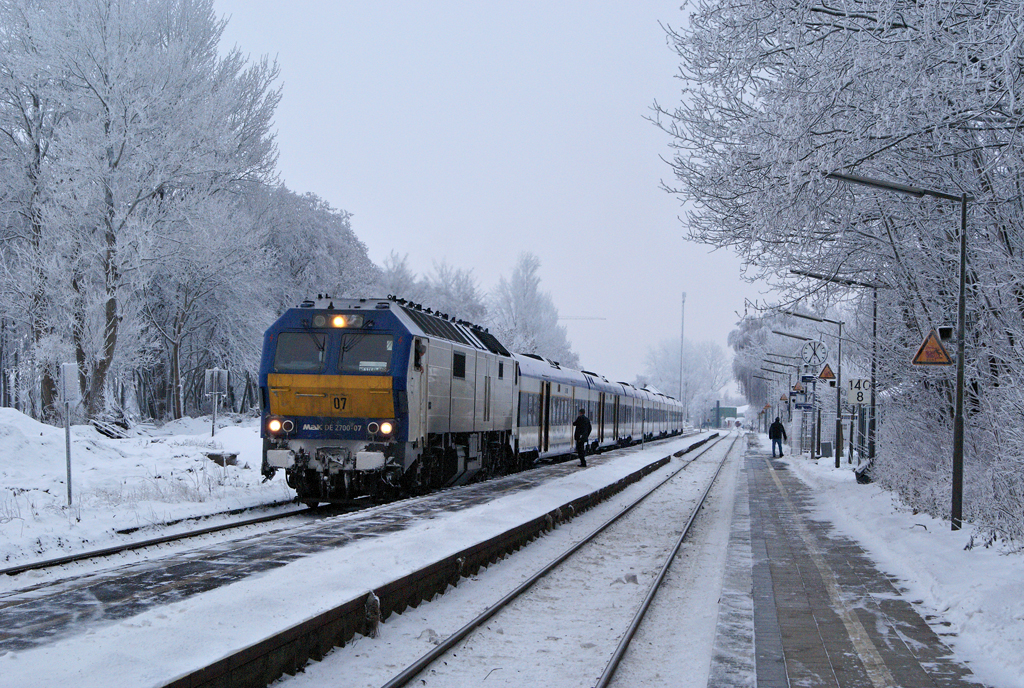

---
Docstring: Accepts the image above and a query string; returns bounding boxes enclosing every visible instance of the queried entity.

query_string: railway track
[1,501,307,578]
[370,433,737,688]
[1,432,714,680]
[131,432,720,688]
[1,433,697,580]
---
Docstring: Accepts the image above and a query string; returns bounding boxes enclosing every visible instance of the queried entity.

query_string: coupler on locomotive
[263,427,407,506]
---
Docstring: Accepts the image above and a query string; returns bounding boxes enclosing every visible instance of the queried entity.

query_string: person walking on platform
[768,416,787,457]
[573,408,591,467]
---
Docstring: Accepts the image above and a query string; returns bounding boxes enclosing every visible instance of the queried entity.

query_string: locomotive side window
[452,351,467,379]
[274,332,326,372]
[339,333,393,373]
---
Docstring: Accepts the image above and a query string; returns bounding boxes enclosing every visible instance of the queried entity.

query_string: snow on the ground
[0,407,293,567]
[0,431,713,687]
[279,446,732,688]
[0,406,1021,688]
[773,436,1024,688]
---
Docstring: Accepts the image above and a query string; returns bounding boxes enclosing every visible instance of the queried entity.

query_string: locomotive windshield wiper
[342,333,366,352]
[300,319,326,352]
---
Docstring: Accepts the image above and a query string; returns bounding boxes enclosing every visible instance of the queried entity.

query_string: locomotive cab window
[274,332,326,372]
[339,333,393,373]
[453,351,467,379]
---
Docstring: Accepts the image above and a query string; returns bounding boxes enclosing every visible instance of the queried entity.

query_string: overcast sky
[214,0,770,385]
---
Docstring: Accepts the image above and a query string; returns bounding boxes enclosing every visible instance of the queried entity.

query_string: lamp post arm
[771,329,813,341]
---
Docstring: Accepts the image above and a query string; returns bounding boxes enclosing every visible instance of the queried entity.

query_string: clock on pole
[801,340,829,367]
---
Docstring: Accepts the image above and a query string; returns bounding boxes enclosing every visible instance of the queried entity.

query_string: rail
[161,433,719,688]
[379,433,732,688]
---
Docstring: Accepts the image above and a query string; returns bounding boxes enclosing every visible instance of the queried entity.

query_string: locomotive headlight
[330,314,364,328]
[380,421,394,435]
[267,418,282,433]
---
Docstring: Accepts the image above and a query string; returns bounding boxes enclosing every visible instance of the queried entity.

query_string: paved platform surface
[709,435,986,687]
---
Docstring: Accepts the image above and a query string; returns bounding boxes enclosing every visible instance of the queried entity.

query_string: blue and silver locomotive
[260,296,685,505]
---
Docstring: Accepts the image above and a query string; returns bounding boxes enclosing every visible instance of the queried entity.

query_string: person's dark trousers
[576,440,587,466]
[772,438,783,457]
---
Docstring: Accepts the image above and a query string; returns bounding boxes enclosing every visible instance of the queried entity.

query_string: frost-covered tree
[252,185,380,315]
[640,337,731,420]
[139,198,268,418]
[488,252,579,368]
[0,0,280,418]
[659,0,1024,537]
[0,0,394,424]
[0,0,75,419]
[379,252,424,302]
[421,260,487,324]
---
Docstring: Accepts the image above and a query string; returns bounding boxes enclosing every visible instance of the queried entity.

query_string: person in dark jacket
[768,417,787,457]
[572,408,592,467]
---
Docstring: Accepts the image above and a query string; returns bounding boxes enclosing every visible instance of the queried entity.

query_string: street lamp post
[771,330,817,456]
[765,352,800,424]
[752,372,775,412]
[825,171,972,531]
[758,358,793,433]
[783,310,844,467]
[791,270,885,463]
[754,371,783,423]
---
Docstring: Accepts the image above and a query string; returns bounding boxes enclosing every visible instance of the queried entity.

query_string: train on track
[259,295,686,505]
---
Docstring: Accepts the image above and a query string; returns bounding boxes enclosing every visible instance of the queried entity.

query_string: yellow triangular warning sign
[818,363,836,380]
[912,329,953,366]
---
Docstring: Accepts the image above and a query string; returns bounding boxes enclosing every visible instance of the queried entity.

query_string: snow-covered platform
[709,433,985,687]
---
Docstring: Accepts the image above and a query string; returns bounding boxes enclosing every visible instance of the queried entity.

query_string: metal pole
[848,412,855,463]
[65,400,72,506]
[952,194,968,530]
[680,292,686,421]
[816,406,822,459]
[835,321,842,466]
[869,287,877,460]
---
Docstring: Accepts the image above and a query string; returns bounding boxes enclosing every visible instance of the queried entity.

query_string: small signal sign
[912,329,953,366]
[818,363,836,380]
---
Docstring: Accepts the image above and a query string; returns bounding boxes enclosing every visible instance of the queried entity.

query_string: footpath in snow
[772,437,1023,688]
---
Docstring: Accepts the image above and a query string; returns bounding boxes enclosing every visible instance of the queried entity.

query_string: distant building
[708,404,740,428]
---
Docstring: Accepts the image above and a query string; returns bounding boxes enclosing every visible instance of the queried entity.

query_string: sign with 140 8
[847,378,872,405]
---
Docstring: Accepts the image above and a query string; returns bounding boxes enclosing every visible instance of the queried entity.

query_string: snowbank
[0,408,292,566]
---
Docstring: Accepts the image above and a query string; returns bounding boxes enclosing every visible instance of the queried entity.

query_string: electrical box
[60,363,81,406]
[205,368,228,395]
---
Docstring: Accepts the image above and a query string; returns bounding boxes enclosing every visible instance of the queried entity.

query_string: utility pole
[680,292,686,420]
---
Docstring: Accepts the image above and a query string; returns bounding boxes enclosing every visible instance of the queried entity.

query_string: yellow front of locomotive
[259,299,414,504]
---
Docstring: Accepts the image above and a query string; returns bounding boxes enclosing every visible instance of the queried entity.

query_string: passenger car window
[339,334,394,373]
[274,332,326,372]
